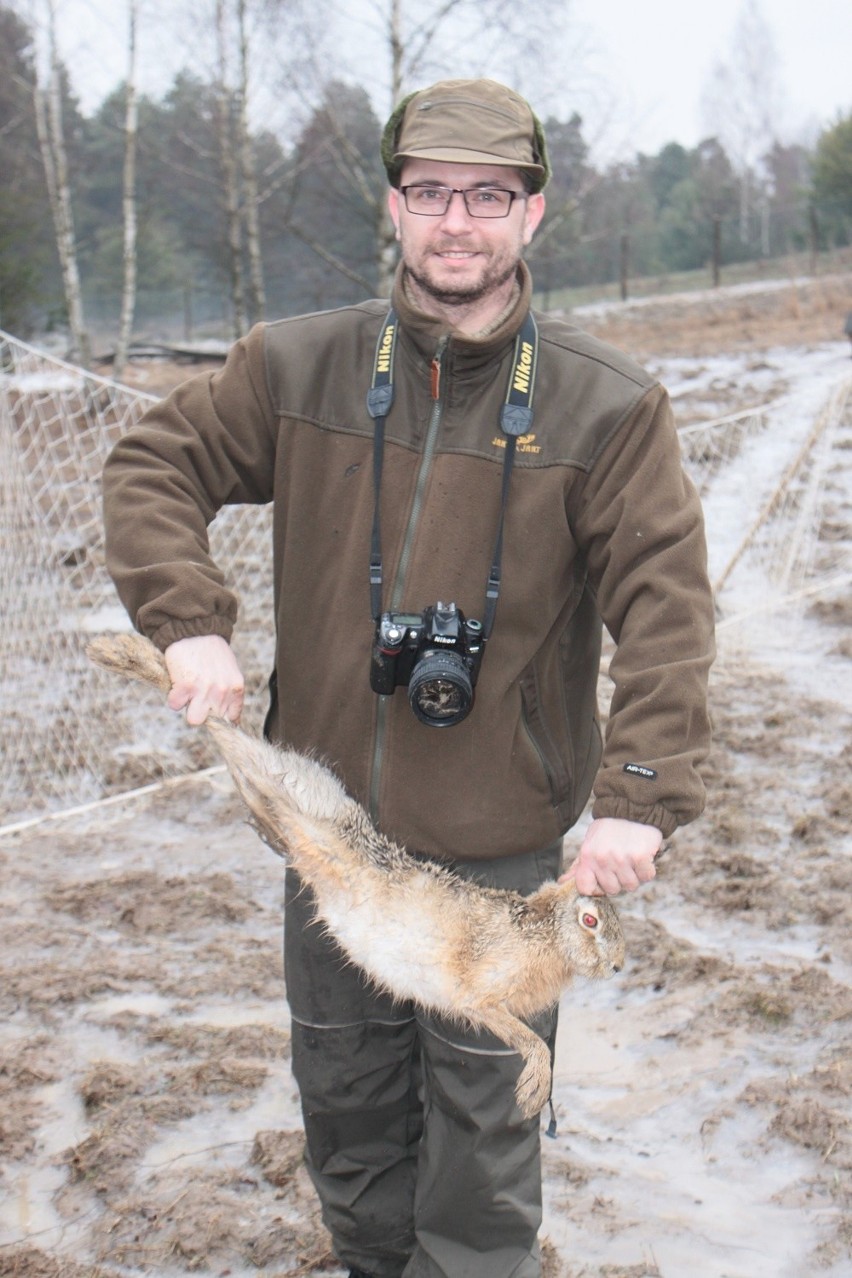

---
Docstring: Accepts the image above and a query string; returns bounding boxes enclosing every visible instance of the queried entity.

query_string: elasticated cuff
[146,615,234,653]
[591,796,680,839]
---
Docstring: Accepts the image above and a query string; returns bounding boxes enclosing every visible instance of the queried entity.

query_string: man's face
[387,160,545,309]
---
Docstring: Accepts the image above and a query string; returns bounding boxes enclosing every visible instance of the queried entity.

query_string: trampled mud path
[2,277,850,1277]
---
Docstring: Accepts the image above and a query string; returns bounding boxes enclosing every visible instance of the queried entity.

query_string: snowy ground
[541,332,851,1277]
[1,282,850,1278]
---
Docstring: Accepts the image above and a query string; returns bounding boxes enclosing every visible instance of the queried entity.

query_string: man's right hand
[164,634,245,725]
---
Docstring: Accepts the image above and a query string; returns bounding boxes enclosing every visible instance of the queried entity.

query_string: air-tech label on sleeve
[624,763,658,780]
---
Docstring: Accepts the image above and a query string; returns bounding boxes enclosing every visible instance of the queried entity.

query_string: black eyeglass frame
[399,184,528,219]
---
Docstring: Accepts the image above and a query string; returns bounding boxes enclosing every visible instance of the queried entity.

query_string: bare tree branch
[284,219,374,293]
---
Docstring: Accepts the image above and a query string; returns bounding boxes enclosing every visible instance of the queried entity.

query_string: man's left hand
[561,817,663,896]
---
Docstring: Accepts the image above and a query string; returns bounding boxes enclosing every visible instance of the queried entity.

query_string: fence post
[712,216,721,288]
[184,281,193,342]
[619,233,630,301]
[809,205,820,275]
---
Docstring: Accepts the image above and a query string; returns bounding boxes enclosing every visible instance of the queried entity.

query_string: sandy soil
[1,276,851,1278]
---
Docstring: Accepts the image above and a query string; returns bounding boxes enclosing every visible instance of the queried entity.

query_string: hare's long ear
[87,633,171,695]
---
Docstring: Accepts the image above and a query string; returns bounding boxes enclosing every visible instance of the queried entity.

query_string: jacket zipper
[369,336,449,824]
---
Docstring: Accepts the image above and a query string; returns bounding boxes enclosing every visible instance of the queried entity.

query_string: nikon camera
[370,602,485,727]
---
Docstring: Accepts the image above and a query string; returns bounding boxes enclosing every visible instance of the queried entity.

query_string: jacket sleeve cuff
[146,616,235,652]
[591,796,680,838]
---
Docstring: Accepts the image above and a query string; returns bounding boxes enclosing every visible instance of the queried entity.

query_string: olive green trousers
[284,842,563,1278]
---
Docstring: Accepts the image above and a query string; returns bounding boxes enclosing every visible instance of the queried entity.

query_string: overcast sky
[568,0,852,157]
[42,0,852,160]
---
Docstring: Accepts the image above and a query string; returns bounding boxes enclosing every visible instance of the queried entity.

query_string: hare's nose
[611,962,622,973]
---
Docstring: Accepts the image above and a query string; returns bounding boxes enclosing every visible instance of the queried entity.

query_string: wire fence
[1,328,850,828]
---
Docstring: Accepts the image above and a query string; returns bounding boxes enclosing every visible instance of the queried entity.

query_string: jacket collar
[391,260,534,371]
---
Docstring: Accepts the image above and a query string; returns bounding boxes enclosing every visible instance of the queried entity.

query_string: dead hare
[87,631,625,1118]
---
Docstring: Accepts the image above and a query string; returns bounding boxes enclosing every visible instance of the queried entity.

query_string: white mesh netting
[1,333,274,825]
[1,329,850,826]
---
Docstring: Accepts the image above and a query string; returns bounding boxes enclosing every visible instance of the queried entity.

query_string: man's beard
[405,252,520,308]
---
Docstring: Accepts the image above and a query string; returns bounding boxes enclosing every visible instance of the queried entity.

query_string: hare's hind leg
[475,1007,552,1119]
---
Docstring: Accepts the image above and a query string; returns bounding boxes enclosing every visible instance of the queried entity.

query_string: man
[103,79,714,1278]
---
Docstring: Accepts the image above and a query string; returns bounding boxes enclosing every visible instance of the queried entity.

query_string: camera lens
[408,651,473,727]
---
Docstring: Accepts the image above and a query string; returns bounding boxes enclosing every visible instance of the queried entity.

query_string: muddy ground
[1,274,851,1278]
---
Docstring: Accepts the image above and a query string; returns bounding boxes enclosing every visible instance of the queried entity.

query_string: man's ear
[523,192,546,246]
[387,187,402,240]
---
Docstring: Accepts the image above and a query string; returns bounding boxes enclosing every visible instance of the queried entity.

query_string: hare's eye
[581,912,598,930]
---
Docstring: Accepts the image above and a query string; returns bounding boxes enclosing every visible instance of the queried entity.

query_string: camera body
[370,602,485,726]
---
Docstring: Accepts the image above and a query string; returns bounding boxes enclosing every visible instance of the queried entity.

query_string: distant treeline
[1,2,851,344]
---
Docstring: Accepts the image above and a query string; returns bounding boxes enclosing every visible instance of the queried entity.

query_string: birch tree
[113,0,138,380]
[34,0,90,366]
[214,0,323,325]
[215,0,247,337]
[236,0,265,322]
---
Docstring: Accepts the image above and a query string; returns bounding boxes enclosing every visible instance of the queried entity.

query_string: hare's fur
[88,632,625,1117]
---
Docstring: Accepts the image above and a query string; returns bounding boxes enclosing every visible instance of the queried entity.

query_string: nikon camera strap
[366,308,539,637]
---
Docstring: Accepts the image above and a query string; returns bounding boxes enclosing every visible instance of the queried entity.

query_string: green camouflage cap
[382,78,550,193]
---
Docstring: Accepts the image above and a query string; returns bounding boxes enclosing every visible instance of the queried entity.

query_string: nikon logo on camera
[376,324,395,373]
[512,339,535,394]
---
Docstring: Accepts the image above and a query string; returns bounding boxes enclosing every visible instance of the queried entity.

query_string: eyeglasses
[400,184,528,219]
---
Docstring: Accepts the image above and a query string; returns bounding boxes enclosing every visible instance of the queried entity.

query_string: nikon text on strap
[366,309,539,635]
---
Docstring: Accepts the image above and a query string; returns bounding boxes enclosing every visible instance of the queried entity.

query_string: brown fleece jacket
[103,263,714,859]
